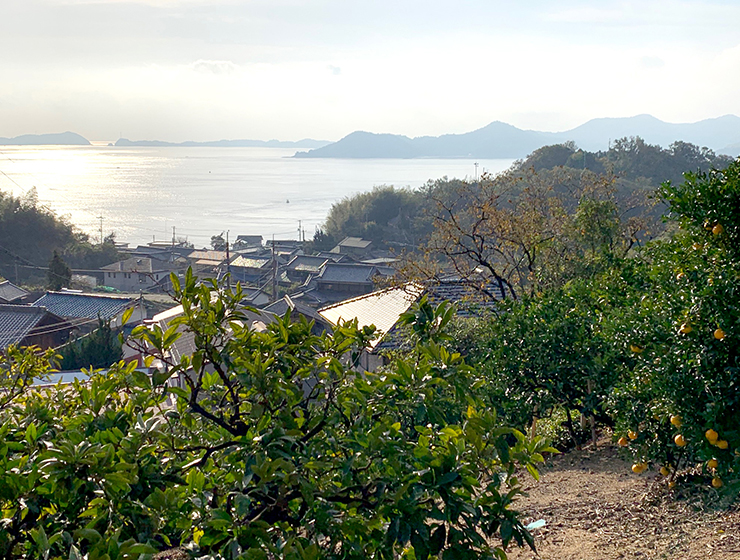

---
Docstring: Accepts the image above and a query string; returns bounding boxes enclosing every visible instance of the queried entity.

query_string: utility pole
[225,230,231,291]
[98,215,104,244]
[271,235,277,302]
[474,162,479,181]
[298,220,302,242]
[172,226,176,247]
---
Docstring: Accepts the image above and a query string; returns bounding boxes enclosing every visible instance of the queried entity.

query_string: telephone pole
[225,230,231,291]
[98,215,104,244]
[271,235,278,302]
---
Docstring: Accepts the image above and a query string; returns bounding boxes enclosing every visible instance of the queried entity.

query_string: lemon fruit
[679,323,693,335]
[712,223,724,236]
[670,415,682,428]
[712,477,723,488]
[630,344,643,354]
[628,430,638,440]
[674,434,687,447]
[618,436,629,447]
[707,459,718,469]
[660,466,670,476]
[714,328,725,340]
[632,463,647,474]
[716,439,729,450]
[706,429,719,444]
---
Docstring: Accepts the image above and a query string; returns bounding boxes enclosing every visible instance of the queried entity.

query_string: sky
[1,0,740,142]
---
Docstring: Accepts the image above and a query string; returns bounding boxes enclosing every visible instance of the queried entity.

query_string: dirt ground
[507,440,740,560]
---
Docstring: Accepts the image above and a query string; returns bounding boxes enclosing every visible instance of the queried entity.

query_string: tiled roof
[0,281,29,303]
[337,237,372,249]
[0,305,54,349]
[287,255,329,273]
[426,279,503,316]
[148,302,278,363]
[101,257,166,273]
[318,284,424,349]
[187,250,227,262]
[32,292,135,321]
[318,263,378,284]
[230,256,271,269]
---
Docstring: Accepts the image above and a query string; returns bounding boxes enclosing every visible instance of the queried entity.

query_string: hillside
[294,115,740,159]
[0,132,90,146]
[508,441,740,560]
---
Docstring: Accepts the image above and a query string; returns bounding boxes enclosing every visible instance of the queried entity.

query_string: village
[0,233,498,376]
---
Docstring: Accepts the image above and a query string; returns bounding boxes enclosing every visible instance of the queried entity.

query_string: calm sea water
[0,145,514,247]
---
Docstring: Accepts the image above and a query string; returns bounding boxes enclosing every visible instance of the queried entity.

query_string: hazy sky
[2,0,739,141]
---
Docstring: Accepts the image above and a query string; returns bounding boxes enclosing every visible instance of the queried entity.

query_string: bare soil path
[507,440,740,560]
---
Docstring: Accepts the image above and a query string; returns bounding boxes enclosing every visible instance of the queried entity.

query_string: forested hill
[294,114,740,159]
[0,189,118,285]
[314,138,735,251]
[0,132,90,145]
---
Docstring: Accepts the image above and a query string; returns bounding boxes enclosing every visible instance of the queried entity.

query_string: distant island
[114,138,331,148]
[293,114,740,160]
[0,132,90,146]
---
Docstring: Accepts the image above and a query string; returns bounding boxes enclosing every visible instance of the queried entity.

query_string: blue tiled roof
[32,292,134,320]
[0,305,49,349]
[0,281,29,302]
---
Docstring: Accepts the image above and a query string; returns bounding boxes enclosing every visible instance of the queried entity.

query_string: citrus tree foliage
[464,277,629,447]
[0,273,552,559]
[607,160,740,490]
[57,319,123,370]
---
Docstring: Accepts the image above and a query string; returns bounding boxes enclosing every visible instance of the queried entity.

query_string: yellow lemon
[618,436,629,447]
[712,223,724,236]
[706,429,719,444]
[674,434,687,447]
[630,344,644,354]
[660,466,670,476]
[679,323,693,335]
[707,459,718,469]
[712,477,723,488]
[670,415,682,428]
[714,328,725,340]
[716,439,729,450]
[632,463,647,474]
[628,430,638,440]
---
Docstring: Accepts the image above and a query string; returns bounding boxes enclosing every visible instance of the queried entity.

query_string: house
[314,263,382,301]
[229,255,273,284]
[101,257,171,292]
[317,278,504,371]
[262,295,333,336]
[0,304,73,350]
[285,255,330,284]
[330,237,373,258]
[185,250,228,277]
[31,291,145,332]
[124,301,277,375]
[0,280,31,304]
[241,287,271,307]
[234,235,263,249]
[318,284,424,371]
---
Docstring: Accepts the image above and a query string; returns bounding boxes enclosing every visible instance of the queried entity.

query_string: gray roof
[317,263,378,284]
[32,292,135,321]
[0,281,29,303]
[335,237,372,249]
[101,257,167,274]
[0,305,55,349]
[287,255,330,273]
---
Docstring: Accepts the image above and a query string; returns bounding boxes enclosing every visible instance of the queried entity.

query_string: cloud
[189,60,238,75]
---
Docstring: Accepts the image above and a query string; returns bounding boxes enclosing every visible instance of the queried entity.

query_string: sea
[0,144,514,248]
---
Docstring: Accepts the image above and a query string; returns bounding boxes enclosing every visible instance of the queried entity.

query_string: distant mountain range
[114,138,330,148]
[293,115,740,159]
[0,132,90,146]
